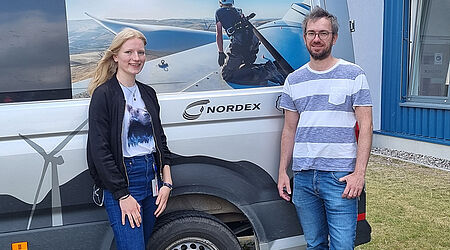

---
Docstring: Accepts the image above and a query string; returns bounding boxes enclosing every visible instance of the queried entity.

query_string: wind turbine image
[20,119,88,230]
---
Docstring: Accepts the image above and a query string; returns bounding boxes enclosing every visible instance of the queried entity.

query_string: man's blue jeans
[293,170,357,250]
[103,154,158,250]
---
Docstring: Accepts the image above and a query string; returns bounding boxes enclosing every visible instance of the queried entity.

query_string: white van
[0,0,371,249]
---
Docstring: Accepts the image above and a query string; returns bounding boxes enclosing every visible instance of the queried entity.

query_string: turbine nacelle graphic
[54,156,64,165]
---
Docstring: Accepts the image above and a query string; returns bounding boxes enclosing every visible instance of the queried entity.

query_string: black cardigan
[87,75,172,200]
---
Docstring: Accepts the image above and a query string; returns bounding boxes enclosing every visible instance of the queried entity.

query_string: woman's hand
[155,164,172,217]
[154,185,171,217]
[119,195,141,228]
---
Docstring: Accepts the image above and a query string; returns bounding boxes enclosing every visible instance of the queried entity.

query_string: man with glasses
[277,7,373,249]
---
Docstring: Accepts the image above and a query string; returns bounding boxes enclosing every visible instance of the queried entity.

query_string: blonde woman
[87,28,173,250]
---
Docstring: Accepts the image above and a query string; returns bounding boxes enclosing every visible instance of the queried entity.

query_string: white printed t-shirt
[119,84,156,157]
[280,59,373,172]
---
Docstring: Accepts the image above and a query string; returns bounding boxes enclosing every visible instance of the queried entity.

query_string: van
[0,0,371,249]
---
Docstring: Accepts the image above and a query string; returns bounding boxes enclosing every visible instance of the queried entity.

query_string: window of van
[0,0,71,103]
[1,1,303,103]
[65,1,302,98]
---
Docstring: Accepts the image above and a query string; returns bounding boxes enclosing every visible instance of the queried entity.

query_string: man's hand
[218,52,226,66]
[339,172,365,199]
[277,171,292,201]
[154,185,171,217]
[119,195,141,228]
[277,110,299,202]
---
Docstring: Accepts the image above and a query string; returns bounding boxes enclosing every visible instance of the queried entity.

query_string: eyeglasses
[305,31,332,40]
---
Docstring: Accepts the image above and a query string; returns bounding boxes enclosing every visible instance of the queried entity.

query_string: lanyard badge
[151,162,159,197]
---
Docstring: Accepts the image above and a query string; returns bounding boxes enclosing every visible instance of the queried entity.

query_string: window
[1,1,305,104]
[408,0,450,105]
[0,0,71,103]
[65,0,304,98]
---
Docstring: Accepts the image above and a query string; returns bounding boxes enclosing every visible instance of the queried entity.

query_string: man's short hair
[302,7,339,35]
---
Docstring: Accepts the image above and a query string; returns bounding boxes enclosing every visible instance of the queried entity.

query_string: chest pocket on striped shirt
[328,86,347,105]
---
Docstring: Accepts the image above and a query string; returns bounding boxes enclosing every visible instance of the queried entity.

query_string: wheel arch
[168,155,302,244]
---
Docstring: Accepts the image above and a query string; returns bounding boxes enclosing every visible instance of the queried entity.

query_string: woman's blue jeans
[293,170,357,250]
[103,154,158,250]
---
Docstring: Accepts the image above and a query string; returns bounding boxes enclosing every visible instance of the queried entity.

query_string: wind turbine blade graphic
[27,160,50,230]
[22,120,88,230]
[50,119,88,156]
[19,134,47,158]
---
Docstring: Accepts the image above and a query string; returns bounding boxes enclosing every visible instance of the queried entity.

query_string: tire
[148,210,241,250]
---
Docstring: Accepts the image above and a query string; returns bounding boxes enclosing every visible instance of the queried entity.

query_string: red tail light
[357,213,366,221]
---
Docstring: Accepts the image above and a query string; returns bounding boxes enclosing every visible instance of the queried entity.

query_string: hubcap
[166,237,219,250]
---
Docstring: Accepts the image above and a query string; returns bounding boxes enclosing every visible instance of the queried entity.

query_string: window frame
[405,0,450,107]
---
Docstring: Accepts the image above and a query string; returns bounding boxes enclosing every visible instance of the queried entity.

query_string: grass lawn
[357,155,450,250]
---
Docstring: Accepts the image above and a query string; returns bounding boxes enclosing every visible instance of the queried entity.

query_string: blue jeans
[293,170,357,250]
[103,154,158,250]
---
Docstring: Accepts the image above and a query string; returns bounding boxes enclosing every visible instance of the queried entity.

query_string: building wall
[347,0,449,159]
[347,0,384,131]
[381,0,450,146]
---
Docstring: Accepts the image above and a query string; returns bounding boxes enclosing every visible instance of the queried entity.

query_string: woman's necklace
[122,83,137,101]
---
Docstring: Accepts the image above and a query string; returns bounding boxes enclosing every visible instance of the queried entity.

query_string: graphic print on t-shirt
[126,104,153,147]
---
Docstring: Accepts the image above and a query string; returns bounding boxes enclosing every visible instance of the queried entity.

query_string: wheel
[148,210,241,250]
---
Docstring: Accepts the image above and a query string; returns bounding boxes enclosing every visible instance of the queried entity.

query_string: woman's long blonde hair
[88,28,147,96]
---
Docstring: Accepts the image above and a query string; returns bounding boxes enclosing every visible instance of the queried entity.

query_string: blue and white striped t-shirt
[280,59,372,172]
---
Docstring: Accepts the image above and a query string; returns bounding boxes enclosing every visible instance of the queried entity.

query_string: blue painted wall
[381,0,450,145]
